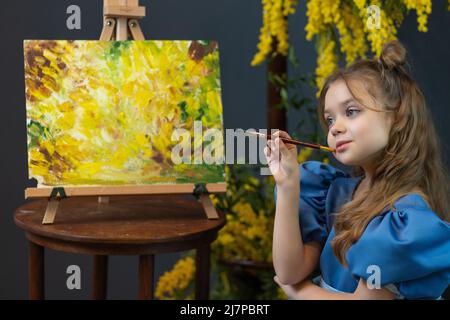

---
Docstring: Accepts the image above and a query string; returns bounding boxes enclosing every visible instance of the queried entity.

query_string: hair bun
[379,40,407,70]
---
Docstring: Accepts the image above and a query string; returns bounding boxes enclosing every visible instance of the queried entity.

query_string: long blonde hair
[317,40,450,266]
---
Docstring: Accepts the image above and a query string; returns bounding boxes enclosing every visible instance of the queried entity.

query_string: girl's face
[324,79,393,168]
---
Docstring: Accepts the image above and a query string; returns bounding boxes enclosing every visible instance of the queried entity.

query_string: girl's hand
[263,130,299,188]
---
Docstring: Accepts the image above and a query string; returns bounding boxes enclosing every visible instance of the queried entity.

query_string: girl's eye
[326,117,334,127]
[346,107,360,117]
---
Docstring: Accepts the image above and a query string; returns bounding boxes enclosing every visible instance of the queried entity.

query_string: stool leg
[195,244,211,300]
[138,255,154,299]
[92,255,108,299]
[29,241,44,300]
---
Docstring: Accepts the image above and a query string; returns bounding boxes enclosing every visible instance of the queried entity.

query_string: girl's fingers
[272,130,297,149]
[284,141,297,150]
[263,146,271,158]
[267,140,276,154]
[273,130,292,140]
[269,139,293,161]
[271,139,280,160]
[275,138,290,157]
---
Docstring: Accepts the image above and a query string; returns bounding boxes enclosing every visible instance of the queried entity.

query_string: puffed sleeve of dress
[346,198,450,299]
[274,161,348,246]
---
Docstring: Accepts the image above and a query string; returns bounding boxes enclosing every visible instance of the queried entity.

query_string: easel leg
[100,17,116,40]
[128,19,145,40]
[138,255,154,299]
[42,199,60,225]
[195,244,210,300]
[199,194,219,219]
[116,17,128,40]
[92,255,108,300]
[29,241,44,300]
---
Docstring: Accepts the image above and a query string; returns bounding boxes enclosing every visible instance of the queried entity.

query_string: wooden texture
[100,17,116,40]
[102,0,145,41]
[199,194,219,219]
[42,199,59,225]
[92,255,108,299]
[104,0,141,9]
[25,183,227,199]
[104,6,145,18]
[116,17,128,40]
[138,255,154,299]
[195,244,211,299]
[15,195,226,299]
[29,241,44,300]
[128,19,145,40]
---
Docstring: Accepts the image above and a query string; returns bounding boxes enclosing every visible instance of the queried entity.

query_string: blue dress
[275,161,450,299]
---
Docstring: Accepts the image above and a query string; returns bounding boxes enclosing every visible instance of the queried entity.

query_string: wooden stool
[14,194,226,300]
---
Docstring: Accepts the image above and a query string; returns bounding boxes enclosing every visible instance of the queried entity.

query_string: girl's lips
[336,141,352,152]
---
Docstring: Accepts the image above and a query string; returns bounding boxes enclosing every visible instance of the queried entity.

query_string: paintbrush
[245,131,335,153]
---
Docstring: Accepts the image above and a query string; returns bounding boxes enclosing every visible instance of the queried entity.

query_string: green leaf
[27,119,51,148]
[288,46,300,67]
[177,101,188,122]
[280,88,288,101]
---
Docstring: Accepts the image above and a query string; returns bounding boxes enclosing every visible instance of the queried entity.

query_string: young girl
[264,40,450,300]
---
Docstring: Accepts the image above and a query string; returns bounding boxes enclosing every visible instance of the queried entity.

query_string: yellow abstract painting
[24,40,225,186]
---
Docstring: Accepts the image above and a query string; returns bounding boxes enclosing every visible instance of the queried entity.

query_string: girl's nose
[330,118,346,136]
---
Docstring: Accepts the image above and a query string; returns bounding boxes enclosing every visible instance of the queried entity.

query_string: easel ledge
[25,183,227,199]
[26,183,226,225]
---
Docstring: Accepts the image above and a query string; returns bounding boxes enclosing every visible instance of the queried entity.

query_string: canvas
[24,40,225,186]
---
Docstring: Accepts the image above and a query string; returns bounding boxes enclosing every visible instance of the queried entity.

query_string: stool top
[15,195,226,246]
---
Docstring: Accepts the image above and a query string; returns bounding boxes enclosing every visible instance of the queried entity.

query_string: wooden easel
[100,0,145,41]
[31,0,225,224]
